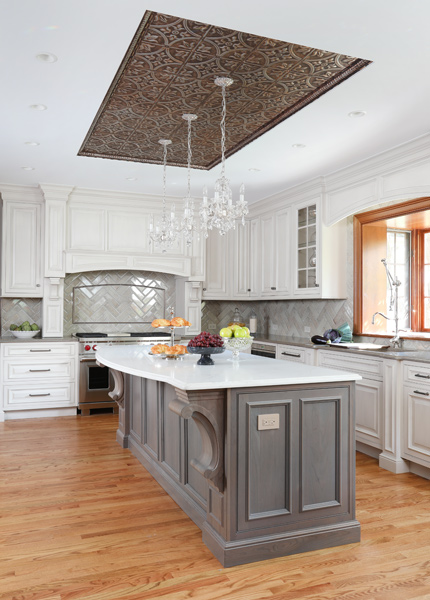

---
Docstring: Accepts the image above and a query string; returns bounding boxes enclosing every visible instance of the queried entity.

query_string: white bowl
[10,330,39,338]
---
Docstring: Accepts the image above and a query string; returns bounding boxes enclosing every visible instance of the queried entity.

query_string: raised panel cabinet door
[355,378,384,449]
[402,385,430,467]
[248,218,260,298]
[202,228,230,298]
[274,207,291,296]
[260,215,276,296]
[232,221,250,298]
[3,201,42,296]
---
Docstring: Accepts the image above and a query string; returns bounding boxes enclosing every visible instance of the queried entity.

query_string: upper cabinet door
[2,201,43,297]
[202,228,230,299]
[293,200,319,296]
[260,208,291,298]
[292,197,347,299]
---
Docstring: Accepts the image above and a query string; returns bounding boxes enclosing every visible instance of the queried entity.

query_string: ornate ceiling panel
[78,11,371,170]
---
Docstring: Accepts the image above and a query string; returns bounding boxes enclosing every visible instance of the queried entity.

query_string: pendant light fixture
[148,139,179,252]
[179,113,199,247]
[200,77,248,237]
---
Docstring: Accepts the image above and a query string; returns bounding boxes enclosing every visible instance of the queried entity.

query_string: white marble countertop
[96,344,361,391]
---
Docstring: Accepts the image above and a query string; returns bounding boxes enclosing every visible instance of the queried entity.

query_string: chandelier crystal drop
[179,113,199,247]
[200,77,248,237]
[148,139,179,252]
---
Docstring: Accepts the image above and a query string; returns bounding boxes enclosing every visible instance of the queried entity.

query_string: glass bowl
[187,346,225,365]
[223,336,254,360]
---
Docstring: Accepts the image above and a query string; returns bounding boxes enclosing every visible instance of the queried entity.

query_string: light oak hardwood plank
[0,415,429,600]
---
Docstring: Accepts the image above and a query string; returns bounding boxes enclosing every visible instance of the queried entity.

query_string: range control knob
[84,345,91,351]
[92,344,97,351]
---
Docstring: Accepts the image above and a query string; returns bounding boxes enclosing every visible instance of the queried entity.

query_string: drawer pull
[414,390,429,396]
[30,349,52,352]
[29,369,51,372]
[29,393,51,397]
[282,352,301,358]
[414,373,430,379]
[271,286,276,290]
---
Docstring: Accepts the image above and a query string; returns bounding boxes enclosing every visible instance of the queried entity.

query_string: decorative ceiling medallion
[78,11,371,170]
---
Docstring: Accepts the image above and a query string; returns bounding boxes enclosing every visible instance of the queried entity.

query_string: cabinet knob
[202,287,207,291]
[36,284,41,287]
[247,289,251,292]
[271,286,276,290]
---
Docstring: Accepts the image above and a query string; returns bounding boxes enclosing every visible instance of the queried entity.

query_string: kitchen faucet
[371,259,403,348]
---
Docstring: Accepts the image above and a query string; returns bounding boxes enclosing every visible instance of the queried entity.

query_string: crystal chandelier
[148,139,179,252]
[200,77,248,237]
[179,113,199,247]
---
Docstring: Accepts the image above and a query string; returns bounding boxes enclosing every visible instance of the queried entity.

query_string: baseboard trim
[378,452,410,474]
[203,520,361,568]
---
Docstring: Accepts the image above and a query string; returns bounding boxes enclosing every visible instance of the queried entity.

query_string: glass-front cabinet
[297,203,318,291]
[293,196,347,299]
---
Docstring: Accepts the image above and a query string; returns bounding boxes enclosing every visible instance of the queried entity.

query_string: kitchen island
[96,345,361,567]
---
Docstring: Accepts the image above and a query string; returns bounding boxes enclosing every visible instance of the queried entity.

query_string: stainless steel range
[75,332,170,415]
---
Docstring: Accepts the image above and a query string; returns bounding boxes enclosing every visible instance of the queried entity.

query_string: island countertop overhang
[95,344,362,391]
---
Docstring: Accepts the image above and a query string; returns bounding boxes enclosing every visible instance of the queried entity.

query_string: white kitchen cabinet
[65,200,197,278]
[276,344,316,365]
[318,350,384,449]
[232,218,260,299]
[0,342,78,421]
[292,197,347,299]
[402,361,430,468]
[260,208,291,298]
[202,228,230,299]
[1,199,43,297]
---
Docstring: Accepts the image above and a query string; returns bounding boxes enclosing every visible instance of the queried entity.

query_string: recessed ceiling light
[25,141,40,146]
[126,177,137,181]
[22,166,35,171]
[29,104,47,111]
[248,167,261,172]
[292,144,306,149]
[36,52,58,63]
[348,111,367,118]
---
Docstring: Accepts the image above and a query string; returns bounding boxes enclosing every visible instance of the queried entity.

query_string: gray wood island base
[114,373,360,567]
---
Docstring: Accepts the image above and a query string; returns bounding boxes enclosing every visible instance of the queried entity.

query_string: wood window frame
[354,196,430,337]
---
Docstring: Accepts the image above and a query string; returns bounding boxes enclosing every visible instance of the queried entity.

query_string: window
[386,229,410,331]
[354,196,430,337]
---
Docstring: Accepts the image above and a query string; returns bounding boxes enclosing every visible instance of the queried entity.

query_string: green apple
[242,326,251,337]
[234,327,248,338]
[219,327,233,338]
[229,324,241,331]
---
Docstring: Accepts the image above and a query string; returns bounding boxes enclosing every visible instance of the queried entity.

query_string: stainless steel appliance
[251,341,277,359]
[75,332,170,415]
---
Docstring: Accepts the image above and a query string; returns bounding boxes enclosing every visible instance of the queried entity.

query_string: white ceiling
[1,0,430,204]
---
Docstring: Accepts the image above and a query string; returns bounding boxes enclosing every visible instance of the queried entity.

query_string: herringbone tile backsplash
[64,270,176,336]
[1,298,42,336]
[201,298,352,338]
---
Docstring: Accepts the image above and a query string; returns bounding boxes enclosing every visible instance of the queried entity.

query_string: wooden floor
[0,415,429,600]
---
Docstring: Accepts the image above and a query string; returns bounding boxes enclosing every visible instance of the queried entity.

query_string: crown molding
[0,183,43,202]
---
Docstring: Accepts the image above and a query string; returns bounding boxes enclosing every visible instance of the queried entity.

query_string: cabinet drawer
[403,362,430,388]
[2,343,76,358]
[318,351,383,379]
[276,344,306,363]
[3,358,75,382]
[3,383,76,410]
